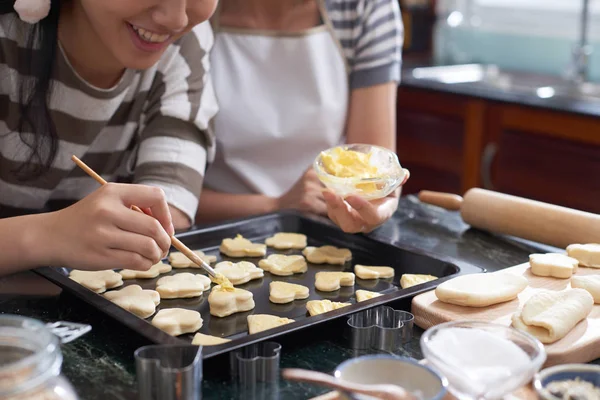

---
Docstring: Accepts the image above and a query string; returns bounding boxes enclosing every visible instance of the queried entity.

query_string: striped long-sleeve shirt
[0,15,217,221]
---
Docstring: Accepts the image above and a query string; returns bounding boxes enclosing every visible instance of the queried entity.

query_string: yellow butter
[321,147,378,178]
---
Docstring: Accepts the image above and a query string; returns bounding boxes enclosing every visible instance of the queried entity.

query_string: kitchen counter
[0,195,581,400]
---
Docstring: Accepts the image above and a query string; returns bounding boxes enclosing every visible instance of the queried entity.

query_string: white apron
[204,0,349,197]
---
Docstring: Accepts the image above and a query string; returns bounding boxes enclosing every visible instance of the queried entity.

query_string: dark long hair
[0,0,61,179]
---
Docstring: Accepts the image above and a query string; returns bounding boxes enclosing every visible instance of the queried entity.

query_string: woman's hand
[45,183,174,271]
[276,169,328,215]
[323,169,410,233]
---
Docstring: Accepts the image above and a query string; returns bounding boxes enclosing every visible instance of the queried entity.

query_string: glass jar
[0,315,78,400]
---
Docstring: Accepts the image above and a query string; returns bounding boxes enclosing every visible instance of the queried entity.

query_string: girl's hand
[323,169,410,233]
[276,168,328,215]
[46,183,174,271]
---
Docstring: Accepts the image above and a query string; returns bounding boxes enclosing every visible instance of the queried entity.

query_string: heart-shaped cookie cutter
[135,344,202,400]
[230,341,281,385]
[346,306,414,352]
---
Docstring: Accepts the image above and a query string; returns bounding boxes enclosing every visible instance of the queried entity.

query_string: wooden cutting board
[411,263,600,367]
[309,386,536,400]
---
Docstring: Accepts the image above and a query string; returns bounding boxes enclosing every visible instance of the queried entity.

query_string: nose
[152,0,189,33]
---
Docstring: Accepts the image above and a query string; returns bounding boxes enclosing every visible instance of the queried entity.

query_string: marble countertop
[0,195,566,400]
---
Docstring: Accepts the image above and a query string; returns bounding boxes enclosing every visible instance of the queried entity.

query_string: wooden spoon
[282,368,417,400]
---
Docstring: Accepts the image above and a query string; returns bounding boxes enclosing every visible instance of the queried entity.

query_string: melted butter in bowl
[535,364,600,400]
[314,144,405,200]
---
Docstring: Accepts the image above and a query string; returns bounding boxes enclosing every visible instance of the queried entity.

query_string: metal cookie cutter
[135,344,202,400]
[347,306,414,352]
[230,341,282,385]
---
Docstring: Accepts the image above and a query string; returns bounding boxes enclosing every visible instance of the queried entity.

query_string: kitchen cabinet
[397,87,600,214]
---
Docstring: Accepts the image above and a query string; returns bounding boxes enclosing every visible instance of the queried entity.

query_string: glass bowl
[313,144,406,200]
[420,321,546,400]
[534,364,600,400]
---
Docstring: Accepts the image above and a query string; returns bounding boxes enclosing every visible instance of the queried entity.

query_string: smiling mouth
[129,23,171,44]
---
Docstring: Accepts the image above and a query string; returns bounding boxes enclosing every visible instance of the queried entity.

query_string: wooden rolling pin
[418,188,600,249]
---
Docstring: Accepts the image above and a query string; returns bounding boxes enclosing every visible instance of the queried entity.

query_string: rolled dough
[151,308,203,336]
[258,254,307,276]
[355,289,382,302]
[208,286,255,317]
[220,234,266,258]
[119,262,172,280]
[315,271,355,292]
[213,261,264,285]
[168,251,217,268]
[155,273,211,299]
[269,281,310,304]
[191,333,231,346]
[400,274,438,289]
[306,300,351,316]
[104,285,160,319]
[354,265,394,280]
[567,244,600,268]
[247,314,295,334]
[302,245,352,265]
[435,272,528,307]
[69,270,123,294]
[265,233,307,250]
[529,253,579,279]
[571,275,600,303]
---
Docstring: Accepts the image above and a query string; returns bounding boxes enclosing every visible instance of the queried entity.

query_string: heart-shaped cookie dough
[192,333,231,346]
[264,232,307,250]
[120,262,172,280]
[269,281,310,304]
[168,250,217,268]
[258,255,307,276]
[104,285,160,318]
[306,300,351,316]
[214,261,264,285]
[220,234,266,257]
[208,286,255,317]
[247,314,295,334]
[69,270,123,293]
[355,289,382,302]
[354,265,394,280]
[302,245,352,265]
[151,308,203,336]
[155,273,212,299]
[315,271,355,292]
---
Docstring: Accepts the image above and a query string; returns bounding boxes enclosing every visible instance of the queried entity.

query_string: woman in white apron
[198,0,408,233]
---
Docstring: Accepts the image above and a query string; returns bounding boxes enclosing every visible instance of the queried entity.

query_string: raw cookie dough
[104,285,160,318]
[168,251,217,268]
[354,265,394,280]
[269,281,310,304]
[435,272,528,307]
[265,233,307,250]
[151,308,203,336]
[191,333,231,346]
[567,244,600,268]
[315,271,355,292]
[400,274,438,289]
[155,273,212,299]
[69,270,123,293]
[208,286,255,317]
[220,234,266,258]
[571,275,600,303]
[302,245,352,265]
[529,253,579,279]
[119,262,172,280]
[306,300,351,316]
[247,314,295,334]
[258,255,307,276]
[355,290,382,302]
[213,261,264,285]
[511,288,594,344]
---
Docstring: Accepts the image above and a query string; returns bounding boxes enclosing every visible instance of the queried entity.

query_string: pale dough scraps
[265,232,307,250]
[191,333,231,346]
[269,281,310,304]
[567,244,600,268]
[354,265,394,280]
[151,308,203,336]
[258,255,307,276]
[302,245,352,265]
[355,289,382,302]
[220,234,266,258]
[400,274,438,289]
[247,314,295,334]
[315,271,355,292]
[571,275,600,303]
[213,261,264,285]
[155,273,212,299]
[104,285,160,319]
[435,272,528,307]
[119,262,172,280]
[529,253,579,279]
[306,300,351,316]
[168,251,217,268]
[208,285,255,317]
[511,288,593,344]
[69,270,123,294]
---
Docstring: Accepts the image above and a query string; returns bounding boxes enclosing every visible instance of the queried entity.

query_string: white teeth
[131,25,170,44]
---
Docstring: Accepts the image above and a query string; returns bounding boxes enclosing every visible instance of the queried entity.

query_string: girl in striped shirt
[0,0,218,274]
[198,0,410,234]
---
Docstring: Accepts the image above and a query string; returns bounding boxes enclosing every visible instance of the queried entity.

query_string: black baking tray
[35,210,483,359]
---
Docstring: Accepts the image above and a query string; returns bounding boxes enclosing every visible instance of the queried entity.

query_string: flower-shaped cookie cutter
[135,344,202,400]
[230,341,282,385]
[347,306,414,352]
